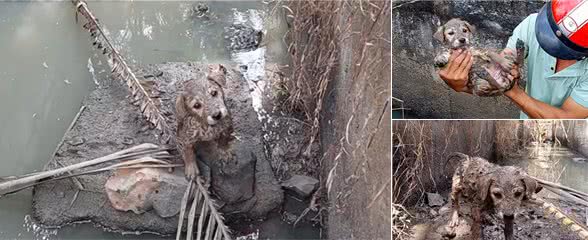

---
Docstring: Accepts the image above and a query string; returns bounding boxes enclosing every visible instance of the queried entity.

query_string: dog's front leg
[447,175,463,235]
[470,206,482,240]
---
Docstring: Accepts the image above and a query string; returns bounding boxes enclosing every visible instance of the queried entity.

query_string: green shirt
[507,13,588,119]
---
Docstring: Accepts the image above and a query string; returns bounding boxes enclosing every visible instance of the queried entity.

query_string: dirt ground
[406,191,585,240]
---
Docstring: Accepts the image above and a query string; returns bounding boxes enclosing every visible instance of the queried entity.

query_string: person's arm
[438,49,474,93]
[505,88,588,118]
[502,53,588,119]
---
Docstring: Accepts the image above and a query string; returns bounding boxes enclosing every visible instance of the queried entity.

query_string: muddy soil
[407,191,584,240]
[31,62,289,235]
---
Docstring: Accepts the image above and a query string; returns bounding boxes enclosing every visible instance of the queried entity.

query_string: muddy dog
[433,18,525,96]
[444,152,542,240]
[175,64,234,180]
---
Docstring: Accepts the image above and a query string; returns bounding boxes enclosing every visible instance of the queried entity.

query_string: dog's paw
[184,162,199,181]
[449,211,460,228]
[500,60,514,71]
[434,52,450,68]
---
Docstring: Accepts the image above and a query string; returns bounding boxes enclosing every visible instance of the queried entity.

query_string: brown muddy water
[0,1,310,239]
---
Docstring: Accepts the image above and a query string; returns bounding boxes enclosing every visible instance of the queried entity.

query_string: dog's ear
[478,175,494,202]
[520,175,541,199]
[175,94,188,119]
[433,25,445,42]
[464,21,476,34]
[207,64,227,88]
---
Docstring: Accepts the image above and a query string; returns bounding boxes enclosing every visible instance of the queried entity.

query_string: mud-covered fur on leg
[444,152,542,240]
[433,18,526,97]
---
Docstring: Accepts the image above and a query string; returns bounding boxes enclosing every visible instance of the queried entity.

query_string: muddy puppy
[175,64,233,180]
[434,18,525,96]
[444,152,542,240]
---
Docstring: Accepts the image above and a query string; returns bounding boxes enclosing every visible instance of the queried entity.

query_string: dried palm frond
[176,178,232,240]
[0,143,170,197]
[533,177,588,207]
[72,0,172,143]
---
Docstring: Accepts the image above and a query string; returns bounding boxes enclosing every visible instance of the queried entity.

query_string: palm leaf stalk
[72,0,171,142]
[532,176,588,207]
[0,143,170,197]
[176,178,232,240]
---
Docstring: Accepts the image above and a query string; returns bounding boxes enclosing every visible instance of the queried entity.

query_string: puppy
[433,18,525,96]
[175,64,233,180]
[444,152,542,240]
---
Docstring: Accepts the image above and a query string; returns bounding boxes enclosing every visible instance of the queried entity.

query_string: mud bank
[31,62,284,235]
[408,193,584,240]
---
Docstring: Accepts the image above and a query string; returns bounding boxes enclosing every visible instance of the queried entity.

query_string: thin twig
[45,105,87,191]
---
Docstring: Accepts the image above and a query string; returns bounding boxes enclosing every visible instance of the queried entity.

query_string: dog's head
[434,18,475,49]
[177,64,229,126]
[478,166,541,219]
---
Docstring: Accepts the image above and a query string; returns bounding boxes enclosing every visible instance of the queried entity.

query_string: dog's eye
[448,31,455,36]
[514,191,522,198]
[193,102,202,109]
[493,192,503,199]
[463,28,468,33]
[211,90,217,97]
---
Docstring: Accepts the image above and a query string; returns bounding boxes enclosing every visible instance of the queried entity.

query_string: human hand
[438,49,473,93]
[502,48,521,95]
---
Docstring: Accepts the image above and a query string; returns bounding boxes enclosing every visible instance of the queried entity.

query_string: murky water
[0,1,295,239]
[505,145,588,194]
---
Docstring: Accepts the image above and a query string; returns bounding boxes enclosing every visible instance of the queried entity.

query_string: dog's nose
[459,38,466,43]
[503,214,514,220]
[212,111,222,120]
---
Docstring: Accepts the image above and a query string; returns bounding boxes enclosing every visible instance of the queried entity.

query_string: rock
[281,175,319,198]
[224,24,263,51]
[104,167,187,217]
[429,209,437,217]
[189,3,210,19]
[426,192,444,207]
[67,136,85,146]
[282,211,297,224]
[121,137,134,145]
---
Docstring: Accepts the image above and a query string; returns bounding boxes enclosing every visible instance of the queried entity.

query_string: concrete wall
[317,2,391,240]
[562,121,588,157]
[495,120,588,159]
[393,120,496,205]
[392,0,544,119]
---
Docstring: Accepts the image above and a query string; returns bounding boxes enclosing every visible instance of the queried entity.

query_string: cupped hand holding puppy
[501,48,522,94]
[438,49,473,93]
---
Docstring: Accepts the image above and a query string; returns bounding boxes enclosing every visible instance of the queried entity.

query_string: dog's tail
[515,38,526,66]
[444,152,470,171]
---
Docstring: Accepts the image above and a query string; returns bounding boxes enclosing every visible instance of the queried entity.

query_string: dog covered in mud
[175,64,234,180]
[433,18,525,96]
[444,152,542,240]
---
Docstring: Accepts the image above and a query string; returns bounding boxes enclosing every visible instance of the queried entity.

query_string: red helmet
[536,0,588,60]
